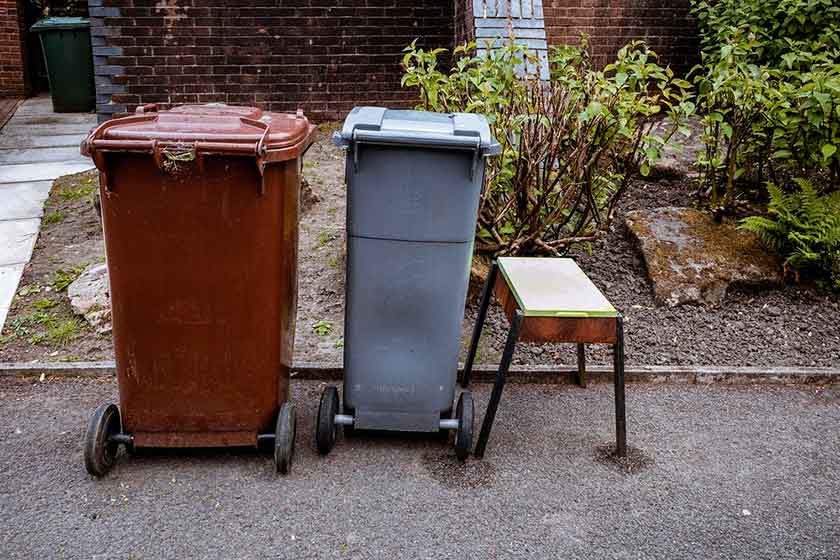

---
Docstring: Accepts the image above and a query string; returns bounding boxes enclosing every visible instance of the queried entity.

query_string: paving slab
[0,146,84,164]
[0,123,94,136]
[0,218,40,266]
[0,160,92,183]
[0,263,25,328]
[0,181,53,220]
[0,379,837,559]
[7,113,98,126]
[0,133,87,149]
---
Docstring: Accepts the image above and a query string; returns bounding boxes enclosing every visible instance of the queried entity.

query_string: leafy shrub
[694,0,840,69]
[692,0,840,207]
[401,40,693,255]
[741,179,840,289]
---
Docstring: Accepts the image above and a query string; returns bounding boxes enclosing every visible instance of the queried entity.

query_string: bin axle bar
[333,414,459,431]
[439,419,459,430]
[334,414,354,426]
[108,433,133,445]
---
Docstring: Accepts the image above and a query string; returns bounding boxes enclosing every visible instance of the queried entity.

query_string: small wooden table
[462,257,627,459]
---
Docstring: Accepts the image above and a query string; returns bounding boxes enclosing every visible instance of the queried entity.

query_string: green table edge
[497,259,618,318]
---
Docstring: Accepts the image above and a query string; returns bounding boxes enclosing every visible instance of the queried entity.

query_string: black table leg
[461,260,498,389]
[474,310,523,459]
[576,343,587,387]
[613,315,627,457]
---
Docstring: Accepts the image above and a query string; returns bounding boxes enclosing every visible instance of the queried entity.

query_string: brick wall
[0,0,27,97]
[91,0,454,122]
[543,0,698,76]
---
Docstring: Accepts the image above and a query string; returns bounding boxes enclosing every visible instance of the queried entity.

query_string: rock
[648,117,705,179]
[300,177,320,213]
[766,305,782,317]
[625,207,783,307]
[67,263,111,334]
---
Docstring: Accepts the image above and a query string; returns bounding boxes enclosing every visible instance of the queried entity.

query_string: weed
[51,265,86,292]
[33,298,58,310]
[316,230,336,248]
[58,354,82,362]
[42,210,65,226]
[334,337,344,349]
[328,255,341,270]
[17,284,41,297]
[60,180,97,202]
[312,320,334,336]
[46,319,81,346]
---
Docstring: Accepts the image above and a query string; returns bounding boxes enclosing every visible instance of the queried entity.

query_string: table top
[497,257,617,318]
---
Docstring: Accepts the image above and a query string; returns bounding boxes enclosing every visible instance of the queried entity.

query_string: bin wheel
[84,403,122,477]
[454,391,474,461]
[274,402,296,475]
[316,385,339,455]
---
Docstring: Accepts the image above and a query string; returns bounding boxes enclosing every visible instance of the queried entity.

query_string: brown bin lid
[82,103,316,166]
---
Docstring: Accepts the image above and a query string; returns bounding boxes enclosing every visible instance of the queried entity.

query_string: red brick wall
[544,0,698,75]
[92,0,454,122]
[0,0,27,97]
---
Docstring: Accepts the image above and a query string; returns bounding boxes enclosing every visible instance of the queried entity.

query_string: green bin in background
[30,17,95,113]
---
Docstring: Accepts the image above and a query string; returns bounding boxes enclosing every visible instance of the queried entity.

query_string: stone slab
[0,133,88,149]
[7,113,98,126]
[0,218,40,266]
[0,161,93,183]
[0,147,85,165]
[0,123,94,136]
[0,263,25,329]
[625,207,783,306]
[0,181,53,220]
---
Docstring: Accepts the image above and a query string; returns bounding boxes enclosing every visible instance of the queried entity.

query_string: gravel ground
[1,377,839,559]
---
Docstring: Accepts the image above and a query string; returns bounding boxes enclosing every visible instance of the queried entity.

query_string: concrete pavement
[0,378,837,559]
[0,96,95,330]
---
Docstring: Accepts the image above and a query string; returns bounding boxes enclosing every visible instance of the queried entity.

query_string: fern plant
[740,179,840,289]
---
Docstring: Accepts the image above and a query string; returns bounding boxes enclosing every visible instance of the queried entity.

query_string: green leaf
[822,144,837,159]
[640,162,651,176]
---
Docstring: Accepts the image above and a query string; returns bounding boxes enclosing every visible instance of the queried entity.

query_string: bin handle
[240,116,272,195]
[135,103,158,114]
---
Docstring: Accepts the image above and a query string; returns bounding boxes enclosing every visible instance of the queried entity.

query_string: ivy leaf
[821,144,837,159]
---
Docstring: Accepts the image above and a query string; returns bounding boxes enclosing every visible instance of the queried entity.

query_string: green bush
[401,39,693,255]
[692,0,840,206]
[741,179,840,289]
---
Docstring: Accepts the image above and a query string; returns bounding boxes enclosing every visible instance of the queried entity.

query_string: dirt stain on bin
[421,452,496,489]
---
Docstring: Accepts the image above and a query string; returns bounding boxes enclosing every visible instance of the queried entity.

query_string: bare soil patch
[2,125,838,367]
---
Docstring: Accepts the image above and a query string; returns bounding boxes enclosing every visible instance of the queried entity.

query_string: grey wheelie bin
[317,107,500,460]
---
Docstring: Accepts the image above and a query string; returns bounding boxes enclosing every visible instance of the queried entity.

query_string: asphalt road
[1,377,838,559]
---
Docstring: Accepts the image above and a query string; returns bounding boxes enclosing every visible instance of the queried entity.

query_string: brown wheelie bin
[80,104,315,476]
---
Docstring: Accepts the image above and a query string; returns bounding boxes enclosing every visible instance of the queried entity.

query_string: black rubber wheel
[274,402,296,475]
[84,403,122,477]
[454,391,474,461]
[316,385,339,455]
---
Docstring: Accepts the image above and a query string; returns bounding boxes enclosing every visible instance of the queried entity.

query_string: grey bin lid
[31,17,90,32]
[333,107,501,156]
